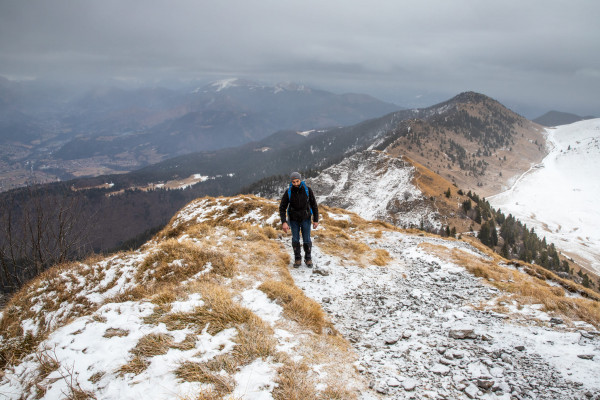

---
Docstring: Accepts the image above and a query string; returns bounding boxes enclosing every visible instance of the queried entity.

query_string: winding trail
[285,231,600,399]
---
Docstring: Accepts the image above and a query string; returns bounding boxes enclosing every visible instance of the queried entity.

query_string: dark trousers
[289,218,311,245]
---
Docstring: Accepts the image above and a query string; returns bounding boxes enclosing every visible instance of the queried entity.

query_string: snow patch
[489,118,600,274]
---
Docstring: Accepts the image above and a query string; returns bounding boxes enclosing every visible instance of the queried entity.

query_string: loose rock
[449,328,477,339]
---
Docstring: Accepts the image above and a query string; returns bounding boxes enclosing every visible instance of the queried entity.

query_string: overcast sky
[1,0,599,117]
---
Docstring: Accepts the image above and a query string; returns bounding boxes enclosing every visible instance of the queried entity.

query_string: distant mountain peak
[210,77,242,91]
[446,91,497,106]
[191,78,316,95]
[533,110,596,127]
[273,81,311,93]
[192,77,256,93]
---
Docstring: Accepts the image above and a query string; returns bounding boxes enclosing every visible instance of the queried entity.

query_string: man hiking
[279,172,319,267]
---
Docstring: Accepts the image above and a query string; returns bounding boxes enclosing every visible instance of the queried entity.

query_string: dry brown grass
[117,333,175,376]
[131,333,174,358]
[1,194,365,400]
[314,206,401,267]
[259,280,329,334]
[175,361,235,395]
[102,328,129,338]
[161,195,279,239]
[420,242,600,328]
[168,283,278,398]
[137,239,236,284]
[0,252,144,370]
[320,386,359,400]
[272,361,319,400]
[88,372,105,384]
[371,249,392,266]
[35,348,60,381]
[117,355,149,376]
[170,334,198,351]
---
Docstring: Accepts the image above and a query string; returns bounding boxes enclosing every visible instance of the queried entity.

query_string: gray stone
[449,328,477,339]
[464,383,480,399]
[440,358,455,366]
[477,379,495,390]
[501,353,512,364]
[385,336,399,345]
[431,363,451,376]
[313,268,330,276]
[403,378,418,391]
[387,377,401,387]
[375,384,388,394]
[577,354,595,360]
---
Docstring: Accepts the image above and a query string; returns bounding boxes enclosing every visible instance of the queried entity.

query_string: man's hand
[282,222,290,233]
[313,222,319,229]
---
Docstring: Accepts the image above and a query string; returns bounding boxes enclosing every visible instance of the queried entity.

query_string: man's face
[292,179,301,187]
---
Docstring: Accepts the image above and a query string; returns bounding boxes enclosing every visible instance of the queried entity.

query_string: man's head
[290,172,301,187]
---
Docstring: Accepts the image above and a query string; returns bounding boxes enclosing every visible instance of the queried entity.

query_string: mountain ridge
[1,194,599,399]
[0,91,558,294]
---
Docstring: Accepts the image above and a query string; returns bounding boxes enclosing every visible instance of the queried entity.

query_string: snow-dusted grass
[290,222,600,397]
[0,195,366,400]
[423,239,600,327]
[2,194,599,399]
[489,118,600,275]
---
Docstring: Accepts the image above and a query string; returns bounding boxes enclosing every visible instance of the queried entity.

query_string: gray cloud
[1,0,599,117]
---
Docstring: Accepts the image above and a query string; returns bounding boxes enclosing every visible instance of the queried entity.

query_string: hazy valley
[0,78,398,192]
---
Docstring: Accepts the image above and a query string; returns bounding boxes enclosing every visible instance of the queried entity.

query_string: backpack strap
[300,181,313,215]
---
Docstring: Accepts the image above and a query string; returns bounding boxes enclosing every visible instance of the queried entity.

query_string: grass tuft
[272,362,318,400]
[371,249,392,266]
[102,328,129,338]
[137,239,235,284]
[117,355,149,376]
[131,333,174,358]
[175,361,234,395]
[259,280,329,334]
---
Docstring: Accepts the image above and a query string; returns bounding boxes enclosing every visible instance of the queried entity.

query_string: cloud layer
[1,0,598,116]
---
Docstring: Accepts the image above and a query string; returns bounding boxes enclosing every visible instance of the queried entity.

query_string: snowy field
[489,119,600,275]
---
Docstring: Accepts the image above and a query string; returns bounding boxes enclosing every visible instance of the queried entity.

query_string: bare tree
[0,187,92,293]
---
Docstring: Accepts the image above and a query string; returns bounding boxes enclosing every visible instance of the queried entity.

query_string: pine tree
[500,242,510,258]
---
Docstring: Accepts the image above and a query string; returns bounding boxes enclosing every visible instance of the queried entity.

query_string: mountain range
[5,90,592,296]
[0,78,399,191]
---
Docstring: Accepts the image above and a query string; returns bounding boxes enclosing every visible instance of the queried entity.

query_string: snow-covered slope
[1,195,599,399]
[489,119,600,275]
[311,150,441,230]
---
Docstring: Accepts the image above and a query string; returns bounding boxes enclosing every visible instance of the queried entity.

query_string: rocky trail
[285,231,600,400]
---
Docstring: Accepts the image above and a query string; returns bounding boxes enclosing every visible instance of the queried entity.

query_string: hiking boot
[303,243,313,268]
[292,242,302,261]
[293,259,302,268]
